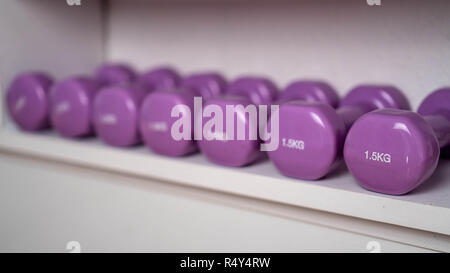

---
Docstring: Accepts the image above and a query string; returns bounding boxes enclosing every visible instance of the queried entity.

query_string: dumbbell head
[197,95,261,167]
[344,88,450,195]
[50,76,100,138]
[198,80,336,168]
[227,76,278,105]
[139,67,181,92]
[417,87,450,158]
[93,84,148,146]
[279,81,339,107]
[267,85,410,180]
[340,85,410,110]
[6,72,54,131]
[344,109,440,195]
[140,73,226,156]
[95,63,136,86]
[140,89,197,157]
[268,101,346,180]
[181,73,227,100]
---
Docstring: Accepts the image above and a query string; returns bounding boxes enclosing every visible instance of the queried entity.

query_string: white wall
[0,0,104,92]
[108,0,450,109]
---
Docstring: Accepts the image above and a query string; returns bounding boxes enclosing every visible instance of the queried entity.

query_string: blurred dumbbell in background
[50,63,142,140]
[6,63,138,135]
[93,65,180,147]
[6,72,54,131]
[139,72,227,156]
[95,63,136,86]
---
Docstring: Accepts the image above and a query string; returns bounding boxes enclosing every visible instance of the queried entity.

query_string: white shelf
[1,124,449,236]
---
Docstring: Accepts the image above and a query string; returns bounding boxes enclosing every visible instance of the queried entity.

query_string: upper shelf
[0,122,449,236]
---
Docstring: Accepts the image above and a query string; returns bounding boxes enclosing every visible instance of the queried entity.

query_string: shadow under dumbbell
[253,152,270,165]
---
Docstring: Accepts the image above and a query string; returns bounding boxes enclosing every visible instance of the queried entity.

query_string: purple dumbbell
[227,76,278,105]
[139,73,226,156]
[6,72,54,131]
[139,89,197,156]
[50,76,101,138]
[278,81,340,108]
[197,80,341,167]
[197,76,279,166]
[93,83,148,147]
[197,95,259,167]
[93,67,182,146]
[95,63,136,87]
[344,88,450,195]
[267,85,410,180]
[139,67,181,92]
[180,73,227,100]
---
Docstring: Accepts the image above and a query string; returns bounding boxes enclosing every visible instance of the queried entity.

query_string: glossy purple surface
[269,101,346,179]
[139,67,181,92]
[50,76,100,138]
[340,85,410,111]
[6,73,54,131]
[139,73,228,157]
[200,80,339,167]
[95,64,136,87]
[197,96,261,167]
[417,87,450,157]
[140,90,197,157]
[181,73,227,100]
[268,85,410,180]
[227,76,278,105]
[93,84,148,147]
[344,88,450,195]
[344,109,440,195]
[279,81,339,107]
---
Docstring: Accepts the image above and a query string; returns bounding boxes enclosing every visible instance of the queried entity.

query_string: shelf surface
[0,123,449,236]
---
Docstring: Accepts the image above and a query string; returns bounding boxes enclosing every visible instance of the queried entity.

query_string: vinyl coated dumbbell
[197,95,258,166]
[344,88,450,195]
[226,76,278,105]
[197,80,340,167]
[95,63,136,86]
[197,77,279,166]
[93,68,181,146]
[6,72,54,131]
[50,76,101,137]
[180,73,227,100]
[227,78,338,107]
[139,73,227,156]
[50,64,147,138]
[278,81,339,107]
[6,64,136,132]
[140,67,180,91]
[267,85,410,180]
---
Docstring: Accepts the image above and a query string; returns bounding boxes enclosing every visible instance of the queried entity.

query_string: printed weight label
[282,138,304,150]
[364,150,391,163]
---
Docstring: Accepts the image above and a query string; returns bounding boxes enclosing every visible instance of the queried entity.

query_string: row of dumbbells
[6,64,450,195]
